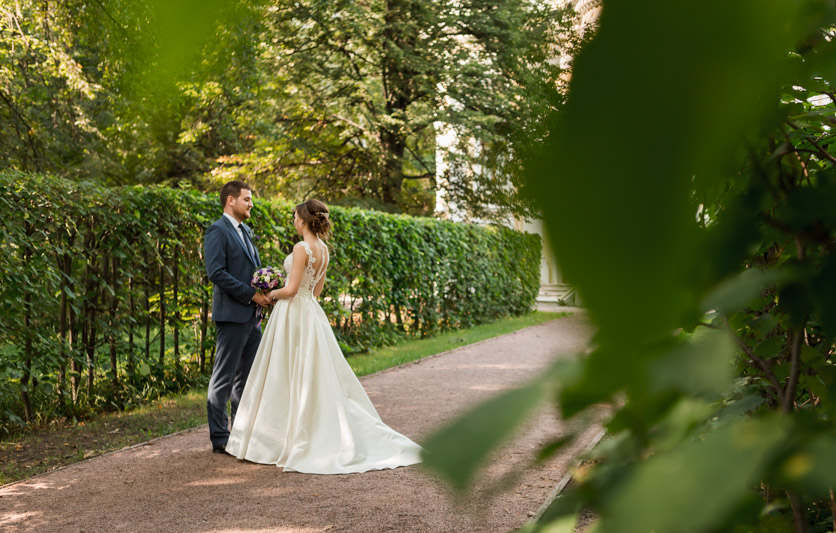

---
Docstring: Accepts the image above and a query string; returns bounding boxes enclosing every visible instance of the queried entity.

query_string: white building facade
[435,0,600,308]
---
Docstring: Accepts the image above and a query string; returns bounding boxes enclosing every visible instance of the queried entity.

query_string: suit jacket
[204,216,262,323]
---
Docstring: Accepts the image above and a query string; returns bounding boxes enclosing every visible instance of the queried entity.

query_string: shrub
[0,171,540,432]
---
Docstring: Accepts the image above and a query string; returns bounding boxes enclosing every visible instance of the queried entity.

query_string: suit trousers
[207,313,262,448]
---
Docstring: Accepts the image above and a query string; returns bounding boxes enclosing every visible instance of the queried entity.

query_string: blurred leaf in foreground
[423,1,836,532]
[598,416,790,533]
[528,0,822,350]
[421,359,580,490]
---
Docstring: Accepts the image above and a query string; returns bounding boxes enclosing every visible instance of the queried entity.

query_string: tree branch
[723,317,784,400]
[403,141,434,176]
[786,121,836,164]
[782,325,805,413]
[788,489,808,533]
[0,87,42,170]
[89,0,128,36]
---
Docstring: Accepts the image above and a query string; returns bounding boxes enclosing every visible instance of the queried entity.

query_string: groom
[204,180,272,454]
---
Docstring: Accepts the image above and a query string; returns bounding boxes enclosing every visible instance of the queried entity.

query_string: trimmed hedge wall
[0,171,540,429]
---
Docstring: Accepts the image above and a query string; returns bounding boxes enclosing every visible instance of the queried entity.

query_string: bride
[224,199,422,474]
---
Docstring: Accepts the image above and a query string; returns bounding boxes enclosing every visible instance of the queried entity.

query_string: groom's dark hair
[220,180,251,209]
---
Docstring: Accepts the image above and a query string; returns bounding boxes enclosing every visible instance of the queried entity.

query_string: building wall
[573,0,603,26]
[518,0,601,294]
[436,1,601,302]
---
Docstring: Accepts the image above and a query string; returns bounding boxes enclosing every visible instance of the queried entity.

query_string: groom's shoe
[212,445,230,455]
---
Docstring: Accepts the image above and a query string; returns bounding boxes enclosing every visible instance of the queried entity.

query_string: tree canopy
[0,0,579,218]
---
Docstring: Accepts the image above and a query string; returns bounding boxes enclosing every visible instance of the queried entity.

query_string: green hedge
[0,171,540,431]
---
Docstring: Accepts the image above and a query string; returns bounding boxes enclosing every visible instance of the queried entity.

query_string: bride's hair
[295,199,331,238]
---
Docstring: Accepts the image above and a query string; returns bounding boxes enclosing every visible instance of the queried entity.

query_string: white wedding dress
[225,240,422,474]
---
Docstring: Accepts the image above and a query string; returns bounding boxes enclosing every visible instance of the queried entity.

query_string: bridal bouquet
[251,266,285,293]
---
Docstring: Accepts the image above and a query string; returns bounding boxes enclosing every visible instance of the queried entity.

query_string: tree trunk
[69,297,80,404]
[20,282,35,422]
[108,253,120,387]
[20,352,34,422]
[378,0,415,207]
[85,305,96,404]
[84,262,97,405]
[789,490,808,533]
[394,304,405,333]
[127,277,135,376]
[57,251,69,409]
[379,133,407,205]
[200,284,208,373]
[199,246,209,372]
[172,251,180,373]
[144,262,151,362]
[158,241,166,366]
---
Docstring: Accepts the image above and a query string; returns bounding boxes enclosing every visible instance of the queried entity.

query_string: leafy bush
[0,171,540,433]
[422,2,836,533]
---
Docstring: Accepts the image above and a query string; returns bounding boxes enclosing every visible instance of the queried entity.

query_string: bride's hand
[252,292,272,307]
[268,290,279,303]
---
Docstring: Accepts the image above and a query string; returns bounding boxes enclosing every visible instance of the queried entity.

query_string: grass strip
[0,310,569,484]
[347,311,569,376]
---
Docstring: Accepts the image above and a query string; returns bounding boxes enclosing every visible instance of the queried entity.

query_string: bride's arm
[267,243,307,301]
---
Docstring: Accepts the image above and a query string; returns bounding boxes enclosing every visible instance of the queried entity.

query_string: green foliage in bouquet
[421,1,836,532]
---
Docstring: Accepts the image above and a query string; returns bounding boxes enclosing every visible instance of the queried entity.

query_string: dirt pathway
[0,312,603,533]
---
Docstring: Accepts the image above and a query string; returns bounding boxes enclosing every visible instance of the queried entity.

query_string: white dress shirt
[223,212,248,251]
[223,212,256,304]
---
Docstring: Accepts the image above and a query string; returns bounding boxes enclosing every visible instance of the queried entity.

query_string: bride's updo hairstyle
[295,199,331,238]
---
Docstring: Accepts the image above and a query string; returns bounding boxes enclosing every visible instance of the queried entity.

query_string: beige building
[515,0,600,308]
[573,0,602,26]
[437,0,600,309]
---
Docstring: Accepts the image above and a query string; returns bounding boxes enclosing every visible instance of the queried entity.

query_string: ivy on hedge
[0,171,540,430]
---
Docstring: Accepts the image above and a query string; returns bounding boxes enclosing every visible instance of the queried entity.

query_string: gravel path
[0,312,603,533]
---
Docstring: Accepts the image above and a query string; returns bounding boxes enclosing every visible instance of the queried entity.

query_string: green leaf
[702,268,790,315]
[754,336,784,361]
[526,0,820,349]
[538,515,577,533]
[421,379,545,490]
[598,416,790,533]
[811,255,836,337]
[778,281,811,328]
[421,359,579,490]
[537,436,573,462]
[781,435,836,497]
[650,330,736,398]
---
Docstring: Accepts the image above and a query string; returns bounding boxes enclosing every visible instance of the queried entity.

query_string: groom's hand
[252,292,272,307]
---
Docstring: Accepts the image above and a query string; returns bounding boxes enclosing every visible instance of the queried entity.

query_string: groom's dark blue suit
[204,215,262,449]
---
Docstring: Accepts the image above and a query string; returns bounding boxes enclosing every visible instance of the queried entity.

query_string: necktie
[241,225,255,258]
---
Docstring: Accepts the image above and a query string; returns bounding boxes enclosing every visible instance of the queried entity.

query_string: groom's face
[229,189,253,221]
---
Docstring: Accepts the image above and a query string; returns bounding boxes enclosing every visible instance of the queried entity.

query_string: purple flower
[251,266,285,290]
